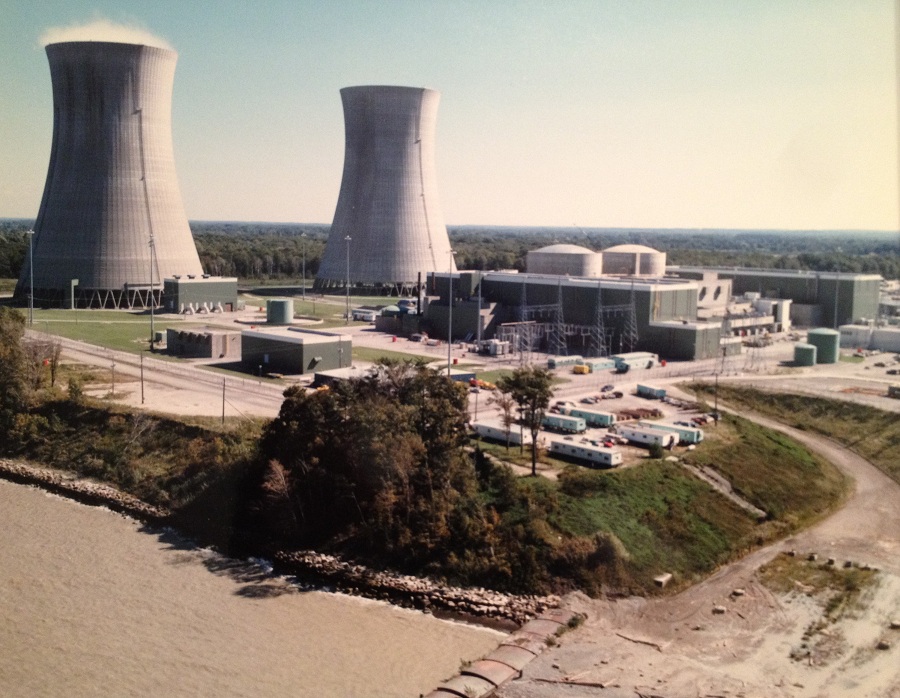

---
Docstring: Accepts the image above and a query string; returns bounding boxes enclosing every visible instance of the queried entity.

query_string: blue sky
[1,1,897,230]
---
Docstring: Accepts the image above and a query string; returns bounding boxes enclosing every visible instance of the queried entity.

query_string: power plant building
[315,85,455,295]
[669,267,881,328]
[426,270,725,361]
[16,40,204,309]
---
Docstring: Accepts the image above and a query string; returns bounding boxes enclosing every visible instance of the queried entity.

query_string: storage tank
[266,299,294,325]
[794,343,818,367]
[807,328,840,364]
[15,40,204,309]
[314,85,454,294]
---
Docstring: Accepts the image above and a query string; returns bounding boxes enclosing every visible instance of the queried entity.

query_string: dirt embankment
[495,413,900,698]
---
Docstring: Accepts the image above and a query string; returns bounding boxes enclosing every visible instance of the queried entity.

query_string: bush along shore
[0,459,557,626]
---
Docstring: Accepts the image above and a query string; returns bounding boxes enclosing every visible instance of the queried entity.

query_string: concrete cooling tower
[16,41,203,309]
[314,85,455,294]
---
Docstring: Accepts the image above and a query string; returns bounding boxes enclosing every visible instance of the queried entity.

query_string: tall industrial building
[315,85,455,295]
[16,41,204,309]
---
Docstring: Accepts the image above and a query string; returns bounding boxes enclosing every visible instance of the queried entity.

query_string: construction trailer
[636,384,667,400]
[559,406,618,427]
[541,413,587,433]
[472,420,532,446]
[615,424,677,449]
[547,355,584,369]
[584,358,617,372]
[550,440,623,467]
[637,420,704,445]
[612,352,659,371]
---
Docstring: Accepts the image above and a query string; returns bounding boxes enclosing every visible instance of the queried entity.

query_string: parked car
[600,384,614,392]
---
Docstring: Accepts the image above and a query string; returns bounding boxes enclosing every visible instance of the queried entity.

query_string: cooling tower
[314,85,455,294]
[16,41,203,309]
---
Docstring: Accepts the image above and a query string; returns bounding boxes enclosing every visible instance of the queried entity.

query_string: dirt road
[496,414,900,698]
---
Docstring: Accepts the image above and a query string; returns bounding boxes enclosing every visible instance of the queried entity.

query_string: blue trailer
[541,413,587,433]
[564,407,618,427]
[636,384,667,400]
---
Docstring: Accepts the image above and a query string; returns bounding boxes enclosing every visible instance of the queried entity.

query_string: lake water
[0,479,504,697]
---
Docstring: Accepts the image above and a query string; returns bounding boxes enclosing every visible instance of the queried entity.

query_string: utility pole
[447,250,455,376]
[26,229,34,325]
[149,237,156,351]
[301,232,307,302]
[140,352,145,404]
[344,235,351,324]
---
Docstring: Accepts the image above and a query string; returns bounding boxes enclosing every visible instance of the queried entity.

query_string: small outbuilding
[163,276,238,313]
[241,328,351,375]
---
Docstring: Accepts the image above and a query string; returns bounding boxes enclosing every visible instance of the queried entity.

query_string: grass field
[25,308,183,353]
[692,384,900,486]
[351,346,434,364]
[476,409,849,593]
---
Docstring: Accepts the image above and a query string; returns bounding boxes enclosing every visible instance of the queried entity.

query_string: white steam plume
[40,18,173,50]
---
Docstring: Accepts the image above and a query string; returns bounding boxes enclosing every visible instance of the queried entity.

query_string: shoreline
[0,458,558,627]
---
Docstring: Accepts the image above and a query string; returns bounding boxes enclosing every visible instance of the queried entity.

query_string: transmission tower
[546,280,567,356]
[589,281,609,358]
[621,279,639,353]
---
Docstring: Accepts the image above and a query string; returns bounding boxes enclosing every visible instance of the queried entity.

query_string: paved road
[29,331,286,419]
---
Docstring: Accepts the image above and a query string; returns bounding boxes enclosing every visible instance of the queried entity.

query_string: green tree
[488,390,516,451]
[0,308,28,432]
[496,366,553,476]
[258,359,481,564]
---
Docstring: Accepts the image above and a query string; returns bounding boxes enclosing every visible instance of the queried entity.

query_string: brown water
[0,480,504,697]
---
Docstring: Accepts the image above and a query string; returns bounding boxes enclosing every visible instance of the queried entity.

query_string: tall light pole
[344,235,351,325]
[447,249,455,376]
[148,237,156,351]
[300,232,307,302]
[26,229,34,325]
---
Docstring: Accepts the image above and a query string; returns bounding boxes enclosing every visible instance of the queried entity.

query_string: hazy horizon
[2,2,897,231]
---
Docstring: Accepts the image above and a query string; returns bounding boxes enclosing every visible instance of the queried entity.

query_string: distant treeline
[0,219,897,281]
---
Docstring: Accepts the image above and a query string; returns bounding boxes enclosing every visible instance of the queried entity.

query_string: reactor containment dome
[314,85,455,295]
[16,41,204,309]
[526,244,602,277]
[601,244,667,277]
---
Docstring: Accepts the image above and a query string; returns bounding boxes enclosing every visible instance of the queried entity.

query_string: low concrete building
[839,324,900,352]
[166,327,241,359]
[241,328,351,375]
